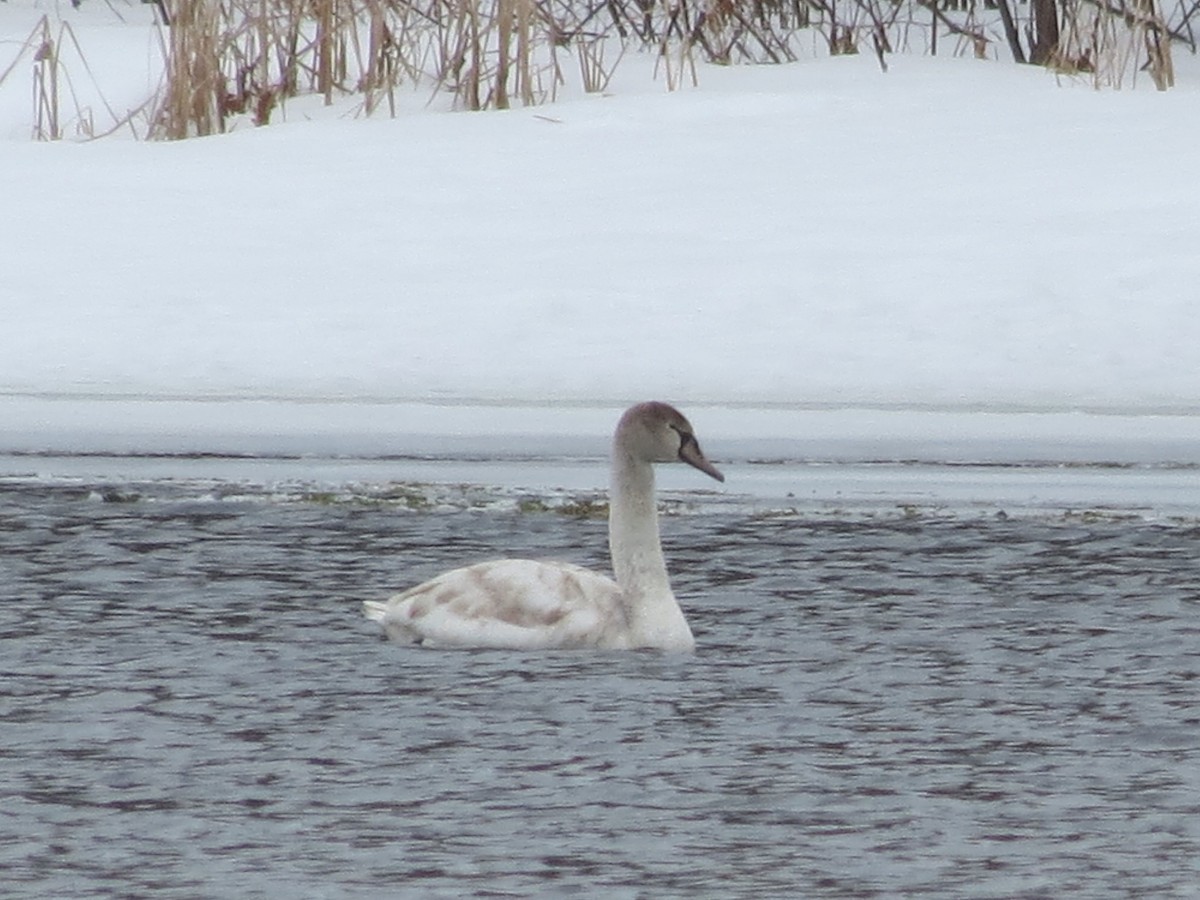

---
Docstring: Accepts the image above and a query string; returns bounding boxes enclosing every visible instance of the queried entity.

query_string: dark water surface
[2,477,1198,898]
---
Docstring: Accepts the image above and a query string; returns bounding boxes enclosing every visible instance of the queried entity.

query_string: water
[2,471,1199,898]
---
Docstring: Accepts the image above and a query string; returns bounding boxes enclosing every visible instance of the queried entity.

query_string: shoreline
[3,395,1198,466]
[4,396,1197,519]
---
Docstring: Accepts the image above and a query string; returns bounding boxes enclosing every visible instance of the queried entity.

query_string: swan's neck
[608,448,694,650]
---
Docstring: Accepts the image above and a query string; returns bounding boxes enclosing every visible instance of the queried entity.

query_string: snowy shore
[2,4,1198,472]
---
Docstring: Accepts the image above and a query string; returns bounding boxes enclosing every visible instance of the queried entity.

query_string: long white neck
[608,445,694,651]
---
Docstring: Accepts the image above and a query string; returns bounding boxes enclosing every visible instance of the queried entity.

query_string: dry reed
[0,15,155,140]
[1052,0,1175,89]
[3,1,1193,141]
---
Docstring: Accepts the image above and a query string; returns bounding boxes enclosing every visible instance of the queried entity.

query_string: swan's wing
[364,559,630,650]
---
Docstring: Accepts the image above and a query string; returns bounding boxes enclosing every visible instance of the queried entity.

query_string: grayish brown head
[616,401,725,482]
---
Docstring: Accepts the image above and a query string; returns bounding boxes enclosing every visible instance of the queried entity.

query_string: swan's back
[363,559,631,650]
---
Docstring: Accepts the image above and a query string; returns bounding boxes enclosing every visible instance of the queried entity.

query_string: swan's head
[617,402,725,482]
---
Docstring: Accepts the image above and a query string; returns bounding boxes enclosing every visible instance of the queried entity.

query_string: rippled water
[2,476,1199,898]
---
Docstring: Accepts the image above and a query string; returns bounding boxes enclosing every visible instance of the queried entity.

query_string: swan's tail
[362,600,390,623]
[363,598,423,644]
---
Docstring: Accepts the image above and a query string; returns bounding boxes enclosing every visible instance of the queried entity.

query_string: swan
[362,401,724,651]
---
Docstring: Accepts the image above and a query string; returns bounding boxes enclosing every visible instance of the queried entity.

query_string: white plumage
[363,401,724,652]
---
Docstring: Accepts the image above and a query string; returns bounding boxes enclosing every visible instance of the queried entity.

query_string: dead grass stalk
[5,0,1185,141]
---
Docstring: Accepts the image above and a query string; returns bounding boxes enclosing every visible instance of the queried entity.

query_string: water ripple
[1,482,1198,897]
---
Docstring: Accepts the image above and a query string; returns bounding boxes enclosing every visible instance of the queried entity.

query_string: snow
[1,2,1198,465]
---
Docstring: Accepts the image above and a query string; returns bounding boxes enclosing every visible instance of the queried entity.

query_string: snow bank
[1,4,1198,460]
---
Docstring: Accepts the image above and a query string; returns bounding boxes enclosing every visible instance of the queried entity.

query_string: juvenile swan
[362,401,724,651]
